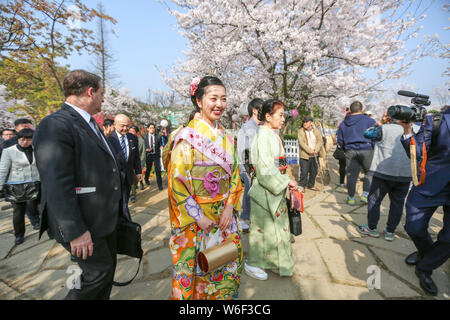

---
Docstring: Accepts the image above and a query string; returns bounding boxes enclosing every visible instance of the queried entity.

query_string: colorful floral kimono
[168,119,243,300]
[247,125,294,276]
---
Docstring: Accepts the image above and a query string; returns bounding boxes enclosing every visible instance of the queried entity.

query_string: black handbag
[286,197,302,236]
[4,181,40,203]
[333,147,345,160]
[112,218,143,287]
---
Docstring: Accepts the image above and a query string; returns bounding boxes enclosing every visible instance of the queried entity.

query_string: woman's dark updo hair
[191,76,225,110]
[258,99,286,122]
[17,128,34,139]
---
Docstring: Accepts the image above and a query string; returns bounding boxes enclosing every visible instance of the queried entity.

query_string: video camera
[387,90,431,123]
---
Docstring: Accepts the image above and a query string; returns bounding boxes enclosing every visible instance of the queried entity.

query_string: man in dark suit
[143,123,163,190]
[399,106,450,296]
[33,70,122,300]
[108,114,142,220]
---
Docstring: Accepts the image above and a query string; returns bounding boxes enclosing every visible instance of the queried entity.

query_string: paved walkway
[0,154,448,300]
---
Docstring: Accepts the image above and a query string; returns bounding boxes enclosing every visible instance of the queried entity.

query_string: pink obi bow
[193,170,229,198]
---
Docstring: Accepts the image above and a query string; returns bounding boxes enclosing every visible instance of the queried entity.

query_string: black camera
[387,90,431,123]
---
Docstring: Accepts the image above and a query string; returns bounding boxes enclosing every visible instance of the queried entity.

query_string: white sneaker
[244,263,268,280]
[240,219,250,231]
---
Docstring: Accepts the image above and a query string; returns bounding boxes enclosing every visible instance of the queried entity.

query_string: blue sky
[68,0,449,103]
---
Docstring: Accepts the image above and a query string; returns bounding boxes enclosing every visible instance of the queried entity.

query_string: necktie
[90,118,108,148]
[120,135,128,161]
[151,135,154,152]
[89,117,114,160]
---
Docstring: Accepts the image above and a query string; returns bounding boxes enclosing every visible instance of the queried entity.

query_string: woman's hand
[288,180,298,191]
[218,204,234,231]
[197,216,216,234]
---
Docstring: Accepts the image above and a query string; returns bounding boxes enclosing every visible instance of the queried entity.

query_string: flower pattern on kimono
[206,283,216,295]
[185,195,204,221]
[173,286,182,299]
[175,233,188,247]
[195,282,207,294]
[226,262,238,273]
[179,275,192,288]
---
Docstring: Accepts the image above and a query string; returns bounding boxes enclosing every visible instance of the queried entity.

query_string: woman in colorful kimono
[168,76,243,300]
[244,99,298,280]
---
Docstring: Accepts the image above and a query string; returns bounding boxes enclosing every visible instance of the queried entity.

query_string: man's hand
[145,148,151,152]
[137,174,142,181]
[398,121,412,135]
[70,231,94,260]
[219,204,234,230]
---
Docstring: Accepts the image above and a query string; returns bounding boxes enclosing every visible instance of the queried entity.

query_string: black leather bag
[4,182,40,203]
[113,218,143,287]
[286,197,302,236]
[333,147,346,160]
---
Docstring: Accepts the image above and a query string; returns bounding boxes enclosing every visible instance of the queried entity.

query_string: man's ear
[86,87,94,98]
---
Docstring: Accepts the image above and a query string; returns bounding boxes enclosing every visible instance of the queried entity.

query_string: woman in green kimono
[245,99,298,280]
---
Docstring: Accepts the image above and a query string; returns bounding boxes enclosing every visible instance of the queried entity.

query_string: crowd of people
[0,69,448,300]
[335,101,449,296]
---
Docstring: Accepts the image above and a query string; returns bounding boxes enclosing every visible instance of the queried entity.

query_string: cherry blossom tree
[0,85,17,128]
[162,0,436,129]
[100,87,155,125]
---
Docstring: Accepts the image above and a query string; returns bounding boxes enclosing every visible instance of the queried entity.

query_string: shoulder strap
[112,256,142,287]
[430,112,443,154]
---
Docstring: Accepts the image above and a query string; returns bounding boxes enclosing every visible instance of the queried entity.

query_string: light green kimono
[247,125,294,276]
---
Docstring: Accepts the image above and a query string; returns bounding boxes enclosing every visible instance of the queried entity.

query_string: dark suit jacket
[108,131,142,186]
[33,103,122,243]
[401,109,450,197]
[143,133,162,157]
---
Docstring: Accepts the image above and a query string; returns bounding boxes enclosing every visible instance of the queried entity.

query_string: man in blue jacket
[337,101,376,205]
[398,106,450,296]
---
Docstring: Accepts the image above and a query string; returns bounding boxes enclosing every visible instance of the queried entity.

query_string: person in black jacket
[33,70,122,300]
[143,123,163,190]
[108,114,142,220]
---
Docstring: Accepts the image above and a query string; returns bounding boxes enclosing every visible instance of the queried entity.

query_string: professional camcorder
[387,90,431,123]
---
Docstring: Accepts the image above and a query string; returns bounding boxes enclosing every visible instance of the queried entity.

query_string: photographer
[397,105,450,296]
[357,112,411,241]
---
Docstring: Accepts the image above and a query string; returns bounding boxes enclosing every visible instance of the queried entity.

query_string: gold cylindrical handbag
[197,238,238,273]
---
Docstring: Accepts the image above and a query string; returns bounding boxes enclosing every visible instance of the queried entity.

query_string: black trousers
[299,157,319,188]
[12,199,40,238]
[404,184,450,275]
[121,181,132,221]
[145,154,162,189]
[367,176,410,233]
[62,228,118,300]
[338,158,347,184]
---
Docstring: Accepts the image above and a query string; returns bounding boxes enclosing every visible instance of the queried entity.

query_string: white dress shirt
[65,102,114,156]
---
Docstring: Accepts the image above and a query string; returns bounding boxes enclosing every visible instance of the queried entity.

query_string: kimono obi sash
[192,168,230,199]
